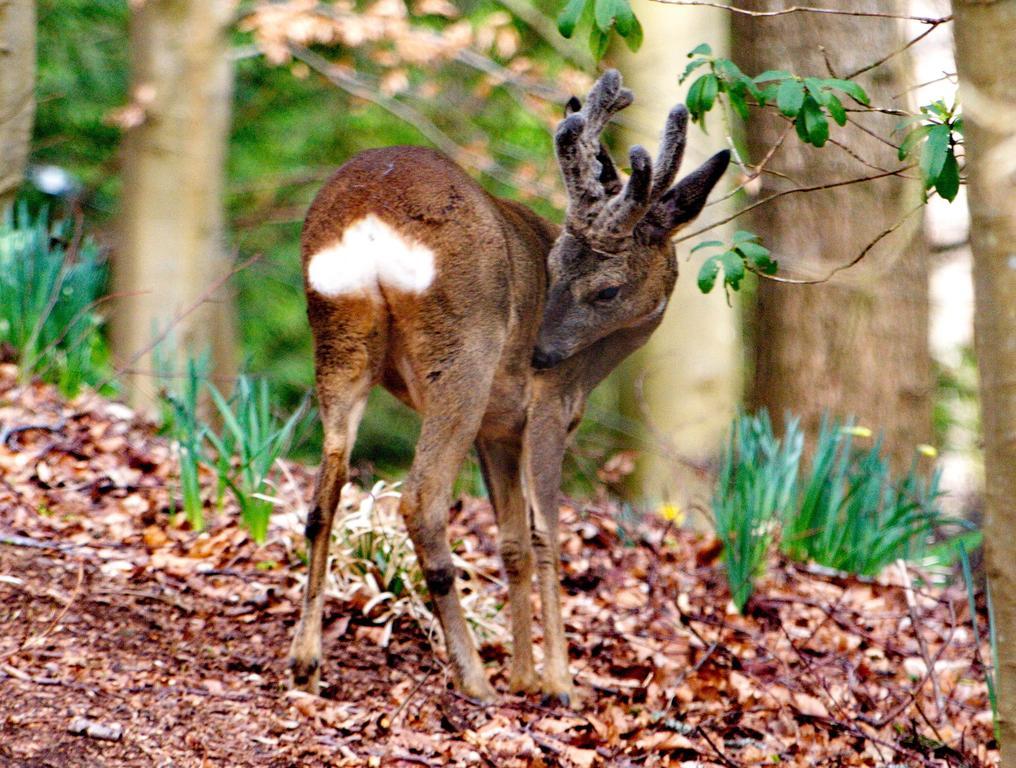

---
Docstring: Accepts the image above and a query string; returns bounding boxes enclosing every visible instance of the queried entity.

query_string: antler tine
[555,70,636,225]
[555,114,604,213]
[649,105,689,203]
[581,70,633,138]
[596,145,654,236]
[565,95,622,196]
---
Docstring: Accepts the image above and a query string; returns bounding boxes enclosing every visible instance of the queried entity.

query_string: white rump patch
[307,214,436,298]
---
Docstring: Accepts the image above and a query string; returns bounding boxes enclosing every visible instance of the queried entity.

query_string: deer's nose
[532,347,563,370]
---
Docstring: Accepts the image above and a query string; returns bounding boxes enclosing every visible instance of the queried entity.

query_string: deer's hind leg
[477,438,538,694]
[398,354,501,701]
[290,298,378,693]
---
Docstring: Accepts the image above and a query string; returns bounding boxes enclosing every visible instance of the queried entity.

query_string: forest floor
[0,366,998,767]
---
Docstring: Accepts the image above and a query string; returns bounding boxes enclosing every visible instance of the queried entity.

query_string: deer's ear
[636,150,730,245]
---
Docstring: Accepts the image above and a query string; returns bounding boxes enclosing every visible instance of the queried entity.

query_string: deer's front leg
[523,402,574,706]
[477,439,538,694]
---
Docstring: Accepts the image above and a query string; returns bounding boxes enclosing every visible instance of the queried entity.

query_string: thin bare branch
[754,202,924,286]
[288,44,557,199]
[675,166,915,243]
[494,0,595,69]
[649,0,950,25]
[101,256,261,392]
[845,23,942,80]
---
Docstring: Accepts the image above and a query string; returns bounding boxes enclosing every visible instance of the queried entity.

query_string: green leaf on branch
[776,78,805,118]
[719,250,745,290]
[801,97,829,147]
[692,239,725,252]
[698,256,722,293]
[694,232,778,295]
[921,123,952,186]
[753,69,792,83]
[589,24,610,59]
[677,49,867,149]
[824,78,870,105]
[897,100,963,203]
[622,15,643,52]
[557,0,586,38]
[936,150,960,201]
[825,93,847,126]
[558,0,642,58]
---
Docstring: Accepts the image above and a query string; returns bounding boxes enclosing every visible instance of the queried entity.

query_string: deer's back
[301,146,557,434]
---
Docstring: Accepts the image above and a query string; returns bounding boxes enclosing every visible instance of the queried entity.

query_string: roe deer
[289,69,729,705]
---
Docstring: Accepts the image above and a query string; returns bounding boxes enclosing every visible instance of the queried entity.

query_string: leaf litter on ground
[0,365,998,766]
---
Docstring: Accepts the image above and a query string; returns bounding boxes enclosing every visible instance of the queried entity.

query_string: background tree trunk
[113,0,235,410]
[733,1,933,469]
[615,0,739,521]
[953,0,1016,757]
[0,0,35,208]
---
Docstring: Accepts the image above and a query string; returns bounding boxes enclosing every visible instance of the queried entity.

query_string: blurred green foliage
[0,204,111,396]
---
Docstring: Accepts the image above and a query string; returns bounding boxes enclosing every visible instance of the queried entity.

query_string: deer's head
[532,70,730,370]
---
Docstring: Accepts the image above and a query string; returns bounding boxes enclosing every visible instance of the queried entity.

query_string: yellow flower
[658,503,684,524]
[840,425,873,438]
[917,443,938,458]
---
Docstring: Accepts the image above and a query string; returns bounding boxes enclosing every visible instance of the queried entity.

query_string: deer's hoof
[459,675,497,704]
[541,691,571,708]
[288,639,322,695]
[289,655,321,694]
[509,667,541,695]
[541,677,576,709]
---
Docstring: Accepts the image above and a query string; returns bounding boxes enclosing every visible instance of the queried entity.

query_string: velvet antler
[555,70,730,248]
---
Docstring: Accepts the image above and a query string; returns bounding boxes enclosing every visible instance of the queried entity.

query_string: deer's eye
[594,285,621,302]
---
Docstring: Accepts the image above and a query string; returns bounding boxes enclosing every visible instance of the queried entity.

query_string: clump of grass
[319,481,503,646]
[0,203,110,395]
[783,417,950,577]
[711,410,802,611]
[159,360,313,541]
[206,376,312,542]
[160,356,209,529]
[711,411,967,612]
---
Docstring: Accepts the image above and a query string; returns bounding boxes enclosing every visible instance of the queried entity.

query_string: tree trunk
[953,0,1016,758]
[113,0,235,410]
[615,0,740,522]
[733,1,932,469]
[0,0,35,208]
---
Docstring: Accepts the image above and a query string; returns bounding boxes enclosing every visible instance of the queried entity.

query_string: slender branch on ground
[898,561,945,722]
[0,559,84,662]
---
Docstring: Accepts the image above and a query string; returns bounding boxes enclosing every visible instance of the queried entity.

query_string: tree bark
[953,0,1016,759]
[615,0,740,521]
[733,0,932,469]
[113,0,235,410]
[0,0,35,208]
